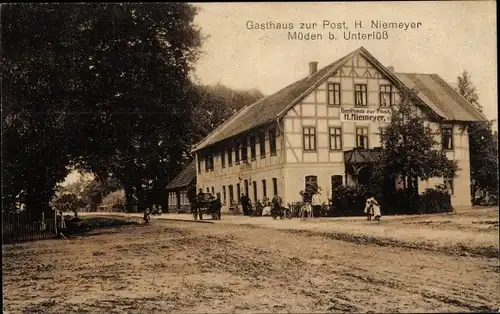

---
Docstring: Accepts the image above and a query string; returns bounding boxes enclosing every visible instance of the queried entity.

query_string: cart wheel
[286,209,292,219]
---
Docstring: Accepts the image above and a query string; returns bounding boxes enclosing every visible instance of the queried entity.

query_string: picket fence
[2,213,57,244]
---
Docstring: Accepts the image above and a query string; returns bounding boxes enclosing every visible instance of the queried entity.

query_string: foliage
[374,88,459,211]
[82,177,122,210]
[457,71,498,204]
[330,185,366,217]
[100,190,125,209]
[417,185,453,214]
[1,3,205,215]
[299,182,319,203]
[51,193,86,213]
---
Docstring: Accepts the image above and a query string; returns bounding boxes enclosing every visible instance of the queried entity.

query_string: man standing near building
[240,193,250,216]
[272,193,283,217]
[311,190,322,218]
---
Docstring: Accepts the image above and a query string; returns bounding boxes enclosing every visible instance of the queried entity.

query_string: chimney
[387,65,395,73]
[309,61,318,76]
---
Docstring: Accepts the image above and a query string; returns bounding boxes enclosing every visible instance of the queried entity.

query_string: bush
[417,184,453,214]
[101,190,125,210]
[330,185,366,217]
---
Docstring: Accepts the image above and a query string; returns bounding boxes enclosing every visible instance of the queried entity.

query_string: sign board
[340,108,392,123]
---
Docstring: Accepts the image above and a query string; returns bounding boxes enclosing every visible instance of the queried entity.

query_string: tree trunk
[124,185,134,212]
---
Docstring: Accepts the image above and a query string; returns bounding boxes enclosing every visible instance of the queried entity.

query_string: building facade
[165,160,196,212]
[191,47,485,210]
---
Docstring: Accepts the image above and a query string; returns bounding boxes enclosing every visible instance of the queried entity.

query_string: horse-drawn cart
[191,193,221,221]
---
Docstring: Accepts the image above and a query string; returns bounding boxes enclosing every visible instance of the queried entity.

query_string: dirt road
[3,216,499,313]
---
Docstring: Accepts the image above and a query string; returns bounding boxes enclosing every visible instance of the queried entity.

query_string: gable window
[235,140,240,164]
[228,185,234,204]
[241,137,248,161]
[356,127,369,149]
[329,127,342,150]
[327,83,341,106]
[303,127,316,151]
[221,151,226,168]
[222,185,227,205]
[272,178,278,195]
[228,145,233,166]
[355,84,368,106]
[259,132,266,157]
[380,85,392,107]
[250,136,256,160]
[269,129,277,155]
[442,125,453,150]
[262,179,267,198]
[444,177,454,195]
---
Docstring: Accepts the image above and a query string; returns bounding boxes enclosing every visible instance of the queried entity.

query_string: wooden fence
[2,213,57,244]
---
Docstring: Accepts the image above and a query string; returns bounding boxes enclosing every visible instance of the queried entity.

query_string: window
[241,137,248,161]
[356,127,369,149]
[305,175,318,194]
[211,186,215,195]
[329,127,342,150]
[442,125,453,150]
[221,151,226,168]
[269,129,277,155]
[204,154,214,172]
[250,136,256,160]
[197,156,201,174]
[272,177,278,195]
[355,84,368,106]
[222,185,227,204]
[206,187,210,192]
[252,181,257,202]
[303,127,316,151]
[244,179,249,197]
[259,132,266,157]
[444,177,454,195]
[262,179,267,198]
[229,185,234,204]
[380,85,392,107]
[235,141,240,164]
[331,175,343,192]
[237,183,241,202]
[327,83,341,106]
[228,145,233,166]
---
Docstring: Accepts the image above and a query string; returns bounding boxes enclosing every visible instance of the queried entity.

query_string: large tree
[1,3,204,215]
[372,89,459,210]
[457,71,498,202]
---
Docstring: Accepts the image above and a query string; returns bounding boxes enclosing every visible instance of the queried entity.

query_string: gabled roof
[165,160,196,190]
[192,46,486,153]
[394,73,486,122]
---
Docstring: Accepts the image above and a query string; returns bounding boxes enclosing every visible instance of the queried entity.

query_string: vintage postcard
[2,2,498,313]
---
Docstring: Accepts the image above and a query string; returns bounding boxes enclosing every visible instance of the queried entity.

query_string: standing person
[272,193,283,217]
[57,209,67,239]
[311,190,322,218]
[241,194,250,216]
[364,193,382,221]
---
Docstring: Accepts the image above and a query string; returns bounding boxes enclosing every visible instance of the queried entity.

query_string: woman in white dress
[364,193,381,221]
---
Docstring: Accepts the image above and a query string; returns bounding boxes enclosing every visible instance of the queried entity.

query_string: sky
[192,1,497,122]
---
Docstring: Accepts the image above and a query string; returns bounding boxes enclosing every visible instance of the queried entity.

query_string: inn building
[190,47,485,210]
